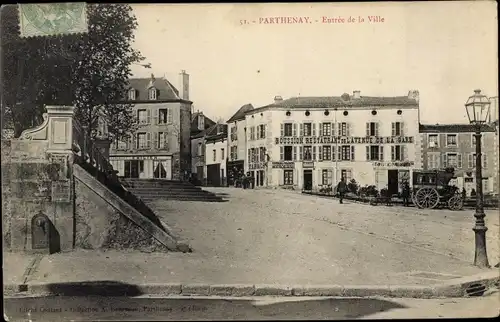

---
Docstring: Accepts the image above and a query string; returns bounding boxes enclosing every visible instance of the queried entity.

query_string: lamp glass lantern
[465,89,491,125]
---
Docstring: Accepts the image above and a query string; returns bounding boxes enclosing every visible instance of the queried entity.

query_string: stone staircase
[121,178,226,202]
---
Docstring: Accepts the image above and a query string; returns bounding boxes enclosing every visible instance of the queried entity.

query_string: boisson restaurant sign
[275,136,414,145]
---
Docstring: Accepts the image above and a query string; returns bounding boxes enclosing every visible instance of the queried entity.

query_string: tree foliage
[1,4,143,139]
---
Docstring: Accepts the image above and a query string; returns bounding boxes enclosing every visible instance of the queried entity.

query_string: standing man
[337,177,347,204]
[402,180,411,207]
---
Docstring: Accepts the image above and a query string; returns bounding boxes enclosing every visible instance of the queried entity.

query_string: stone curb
[4,272,498,298]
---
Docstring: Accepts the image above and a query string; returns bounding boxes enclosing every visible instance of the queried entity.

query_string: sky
[129,2,498,124]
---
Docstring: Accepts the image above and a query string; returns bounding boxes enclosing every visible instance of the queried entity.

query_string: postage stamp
[18,3,88,38]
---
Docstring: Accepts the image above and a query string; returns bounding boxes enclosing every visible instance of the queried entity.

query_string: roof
[227,104,254,123]
[262,95,418,109]
[191,123,227,139]
[127,75,180,101]
[419,123,496,133]
[191,113,216,134]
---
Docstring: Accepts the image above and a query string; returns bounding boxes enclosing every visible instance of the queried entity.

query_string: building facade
[204,124,228,187]
[419,123,498,196]
[226,104,254,186]
[190,111,216,183]
[243,91,421,193]
[109,71,192,180]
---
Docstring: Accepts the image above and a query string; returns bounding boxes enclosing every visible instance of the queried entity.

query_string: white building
[226,104,254,186]
[203,124,228,186]
[242,91,421,193]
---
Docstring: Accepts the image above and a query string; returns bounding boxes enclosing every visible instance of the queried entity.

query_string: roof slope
[127,76,180,100]
[265,96,418,109]
[227,103,254,123]
[419,123,496,133]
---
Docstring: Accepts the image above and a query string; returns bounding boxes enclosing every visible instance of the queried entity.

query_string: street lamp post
[465,89,491,268]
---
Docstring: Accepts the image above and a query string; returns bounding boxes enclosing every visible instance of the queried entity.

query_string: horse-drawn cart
[411,168,464,210]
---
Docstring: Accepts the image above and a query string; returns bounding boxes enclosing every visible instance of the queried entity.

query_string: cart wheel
[448,195,464,211]
[415,187,439,209]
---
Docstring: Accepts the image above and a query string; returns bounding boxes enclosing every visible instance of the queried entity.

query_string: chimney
[198,112,204,130]
[353,90,360,99]
[178,70,189,100]
[274,95,283,104]
[408,90,420,103]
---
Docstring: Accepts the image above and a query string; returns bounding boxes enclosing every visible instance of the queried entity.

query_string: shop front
[227,160,245,186]
[249,161,266,187]
[372,161,414,195]
[109,155,172,179]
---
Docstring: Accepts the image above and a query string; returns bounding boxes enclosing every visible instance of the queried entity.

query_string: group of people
[334,177,412,206]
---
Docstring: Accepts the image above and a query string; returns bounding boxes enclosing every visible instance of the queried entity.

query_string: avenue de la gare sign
[275,136,415,145]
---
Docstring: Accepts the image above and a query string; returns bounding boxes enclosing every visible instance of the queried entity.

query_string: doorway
[259,170,264,186]
[387,169,399,196]
[303,170,313,191]
[153,161,167,179]
[124,160,142,178]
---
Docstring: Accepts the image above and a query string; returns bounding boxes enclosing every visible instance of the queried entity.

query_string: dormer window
[149,88,157,100]
[128,89,136,100]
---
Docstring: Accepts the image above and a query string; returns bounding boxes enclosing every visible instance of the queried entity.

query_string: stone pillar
[93,137,112,159]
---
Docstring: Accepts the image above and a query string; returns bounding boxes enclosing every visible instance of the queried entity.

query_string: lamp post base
[472,224,490,268]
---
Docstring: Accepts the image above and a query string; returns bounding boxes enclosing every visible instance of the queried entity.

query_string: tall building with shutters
[243,91,421,193]
[419,123,498,196]
[109,71,192,180]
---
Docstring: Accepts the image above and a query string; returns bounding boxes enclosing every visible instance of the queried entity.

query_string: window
[198,116,204,130]
[445,153,462,168]
[303,146,312,161]
[366,122,379,136]
[338,122,349,136]
[469,153,488,169]
[392,122,404,136]
[303,123,312,136]
[115,139,127,150]
[471,134,485,147]
[230,126,237,141]
[322,169,333,185]
[366,145,383,161]
[446,134,457,147]
[340,169,352,181]
[340,145,354,161]
[427,153,440,169]
[158,132,168,149]
[322,145,331,160]
[213,149,216,162]
[128,89,136,100]
[137,109,148,124]
[221,148,225,160]
[391,145,404,161]
[250,127,255,140]
[158,109,169,124]
[137,132,148,149]
[258,125,266,139]
[283,123,293,137]
[322,123,332,136]
[197,142,203,155]
[283,146,293,161]
[230,146,238,160]
[259,147,266,162]
[148,88,157,100]
[284,170,294,185]
[428,134,439,148]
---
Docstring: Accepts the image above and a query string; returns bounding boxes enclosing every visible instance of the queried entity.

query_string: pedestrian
[336,177,347,204]
[462,187,467,200]
[402,180,410,207]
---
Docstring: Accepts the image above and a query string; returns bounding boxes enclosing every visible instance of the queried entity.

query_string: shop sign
[373,161,415,167]
[110,155,170,161]
[275,136,414,145]
[272,161,294,169]
[249,162,266,170]
[302,161,314,168]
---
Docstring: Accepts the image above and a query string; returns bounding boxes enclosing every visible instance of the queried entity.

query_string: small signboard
[51,180,71,202]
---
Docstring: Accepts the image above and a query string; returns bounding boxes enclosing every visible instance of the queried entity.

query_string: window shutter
[366,146,370,160]
[280,123,284,137]
[391,123,396,136]
[331,123,335,137]
[458,153,463,168]
[153,132,158,149]
[318,146,323,160]
[167,108,173,123]
[338,123,342,136]
[313,146,316,160]
[332,146,336,161]
[338,146,342,160]
[468,153,473,168]
[483,153,487,168]
[256,127,260,140]
[299,123,304,137]
[375,122,380,136]
[442,153,448,168]
[351,146,355,161]
[401,122,406,136]
[293,147,297,160]
[146,132,151,148]
[319,123,323,136]
[299,146,303,160]
[132,134,137,149]
[153,108,159,124]
[312,123,316,136]
[346,123,351,136]
[293,123,297,137]
[403,145,407,161]
[280,146,284,160]
[379,146,384,161]
[146,109,151,124]
[164,133,169,150]
[391,146,395,161]
[366,123,370,136]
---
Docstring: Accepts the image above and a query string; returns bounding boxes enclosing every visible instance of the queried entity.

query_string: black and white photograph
[1,1,499,320]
